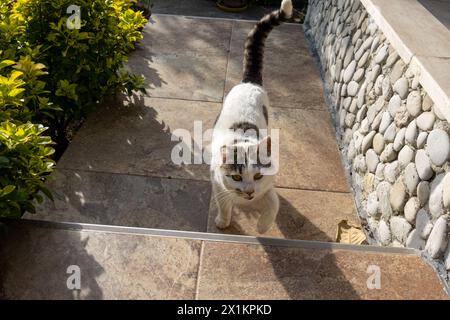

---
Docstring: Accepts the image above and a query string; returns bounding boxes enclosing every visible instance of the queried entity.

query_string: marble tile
[59,97,221,181]
[0,221,201,299]
[207,188,358,241]
[271,107,350,191]
[127,15,232,102]
[197,241,448,299]
[224,21,326,110]
[26,169,210,232]
[140,15,233,55]
[127,51,228,102]
[59,99,348,192]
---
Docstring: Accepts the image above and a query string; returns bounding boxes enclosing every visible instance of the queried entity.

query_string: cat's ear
[258,136,271,157]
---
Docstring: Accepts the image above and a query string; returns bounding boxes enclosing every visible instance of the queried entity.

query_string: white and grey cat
[210,0,293,233]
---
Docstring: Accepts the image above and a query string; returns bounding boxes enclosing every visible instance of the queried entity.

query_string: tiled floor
[207,188,358,241]
[0,220,447,299]
[26,14,356,241]
[33,169,211,232]
[0,221,201,299]
[5,8,449,301]
[197,241,447,300]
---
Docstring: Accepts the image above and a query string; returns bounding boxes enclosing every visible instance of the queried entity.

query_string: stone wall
[304,0,450,279]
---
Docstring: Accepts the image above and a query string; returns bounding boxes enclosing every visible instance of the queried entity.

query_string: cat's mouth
[241,194,254,200]
[234,191,254,200]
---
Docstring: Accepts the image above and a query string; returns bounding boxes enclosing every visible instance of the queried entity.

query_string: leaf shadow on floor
[29,91,215,231]
[0,220,104,299]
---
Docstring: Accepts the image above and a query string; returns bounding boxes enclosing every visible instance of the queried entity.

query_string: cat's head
[217,136,274,201]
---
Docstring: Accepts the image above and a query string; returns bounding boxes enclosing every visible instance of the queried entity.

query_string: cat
[210,0,293,233]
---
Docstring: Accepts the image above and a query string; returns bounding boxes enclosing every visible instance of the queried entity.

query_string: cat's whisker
[212,189,230,200]
[213,190,232,205]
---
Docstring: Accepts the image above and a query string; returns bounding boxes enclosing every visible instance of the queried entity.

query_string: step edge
[10,218,419,256]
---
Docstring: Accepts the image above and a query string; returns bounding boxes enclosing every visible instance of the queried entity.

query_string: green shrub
[0,120,55,218]
[12,0,147,146]
[0,56,59,124]
[0,0,147,218]
[0,57,55,217]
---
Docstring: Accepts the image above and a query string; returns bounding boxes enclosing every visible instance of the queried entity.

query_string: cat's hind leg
[257,188,279,233]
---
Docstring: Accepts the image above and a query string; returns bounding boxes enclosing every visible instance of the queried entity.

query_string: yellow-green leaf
[2,185,16,195]
[8,88,25,97]
[10,70,23,81]
[0,60,15,70]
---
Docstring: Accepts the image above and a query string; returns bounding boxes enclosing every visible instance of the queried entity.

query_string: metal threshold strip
[14,218,419,256]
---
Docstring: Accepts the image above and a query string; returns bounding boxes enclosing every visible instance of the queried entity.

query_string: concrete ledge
[361,0,450,122]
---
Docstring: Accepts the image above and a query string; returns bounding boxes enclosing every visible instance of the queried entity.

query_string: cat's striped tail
[242,0,293,86]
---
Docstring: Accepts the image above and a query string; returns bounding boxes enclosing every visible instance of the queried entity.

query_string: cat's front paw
[257,214,276,234]
[257,221,273,234]
[215,214,231,229]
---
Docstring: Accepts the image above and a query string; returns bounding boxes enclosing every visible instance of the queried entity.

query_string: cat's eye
[254,173,263,180]
[231,175,242,181]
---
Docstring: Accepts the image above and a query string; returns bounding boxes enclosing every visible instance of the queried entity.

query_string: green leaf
[39,184,54,202]
[0,60,15,70]
[0,156,10,167]
[0,185,15,198]
[9,70,23,81]
[35,193,44,204]
[22,201,36,214]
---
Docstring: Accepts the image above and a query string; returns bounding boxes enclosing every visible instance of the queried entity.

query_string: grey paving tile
[59,97,221,182]
[207,188,358,241]
[271,107,350,191]
[26,169,211,232]
[127,15,232,102]
[59,99,349,192]
[0,221,201,299]
[225,21,326,110]
[197,241,448,299]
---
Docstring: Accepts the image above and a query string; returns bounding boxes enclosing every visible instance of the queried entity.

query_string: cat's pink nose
[246,191,254,198]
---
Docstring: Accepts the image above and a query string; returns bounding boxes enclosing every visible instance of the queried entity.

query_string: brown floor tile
[230,21,311,53]
[59,97,221,181]
[127,51,228,102]
[197,241,448,300]
[26,169,210,232]
[126,15,232,102]
[207,188,358,241]
[225,21,326,109]
[0,222,201,299]
[272,107,350,191]
[59,99,349,192]
[142,15,233,55]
